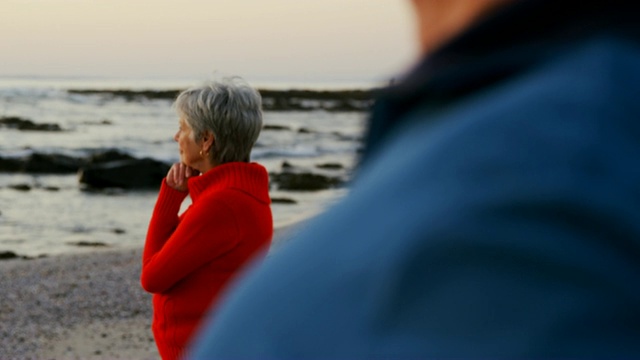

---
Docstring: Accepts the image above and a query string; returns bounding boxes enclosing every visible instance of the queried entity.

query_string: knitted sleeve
[142,180,188,263]
[141,181,240,294]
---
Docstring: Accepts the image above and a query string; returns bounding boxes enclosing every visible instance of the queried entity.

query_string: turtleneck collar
[362,0,640,164]
[187,162,270,204]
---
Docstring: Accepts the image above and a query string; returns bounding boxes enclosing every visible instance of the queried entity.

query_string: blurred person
[140,78,272,359]
[190,0,640,358]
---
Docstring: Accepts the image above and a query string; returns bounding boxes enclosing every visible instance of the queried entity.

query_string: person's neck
[195,159,218,175]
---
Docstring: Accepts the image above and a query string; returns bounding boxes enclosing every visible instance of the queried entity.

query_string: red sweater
[141,162,273,359]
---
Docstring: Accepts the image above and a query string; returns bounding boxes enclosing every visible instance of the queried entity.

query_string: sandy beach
[0,225,304,359]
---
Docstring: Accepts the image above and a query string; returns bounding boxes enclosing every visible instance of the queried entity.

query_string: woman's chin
[182,159,194,168]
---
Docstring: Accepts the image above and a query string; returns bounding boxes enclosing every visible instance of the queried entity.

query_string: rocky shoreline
[68,88,380,112]
[0,147,350,192]
[1,109,358,191]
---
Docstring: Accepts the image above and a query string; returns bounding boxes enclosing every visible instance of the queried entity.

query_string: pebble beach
[1,248,158,359]
[0,225,304,359]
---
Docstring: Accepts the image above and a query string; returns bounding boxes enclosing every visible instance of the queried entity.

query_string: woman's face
[174,117,201,168]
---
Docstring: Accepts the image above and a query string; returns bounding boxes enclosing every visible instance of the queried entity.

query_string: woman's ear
[202,131,215,152]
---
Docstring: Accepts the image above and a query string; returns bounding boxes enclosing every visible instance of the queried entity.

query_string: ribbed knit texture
[141,162,273,360]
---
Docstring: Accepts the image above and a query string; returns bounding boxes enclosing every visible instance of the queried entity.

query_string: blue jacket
[191,1,640,358]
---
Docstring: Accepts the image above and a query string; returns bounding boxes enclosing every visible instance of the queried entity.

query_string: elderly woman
[140,78,273,359]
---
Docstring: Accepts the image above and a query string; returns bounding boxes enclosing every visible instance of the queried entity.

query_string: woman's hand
[166,163,200,192]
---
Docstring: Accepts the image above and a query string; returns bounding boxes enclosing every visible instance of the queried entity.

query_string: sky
[0,0,417,85]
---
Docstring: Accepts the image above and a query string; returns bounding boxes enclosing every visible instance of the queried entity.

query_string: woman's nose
[173,131,179,142]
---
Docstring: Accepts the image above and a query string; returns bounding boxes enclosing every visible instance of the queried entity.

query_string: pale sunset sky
[0,0,417,84]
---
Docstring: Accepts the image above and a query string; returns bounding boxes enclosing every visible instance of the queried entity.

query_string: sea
[0,76,374,257]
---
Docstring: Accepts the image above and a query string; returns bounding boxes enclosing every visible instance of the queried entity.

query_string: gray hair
[174,77,263,164]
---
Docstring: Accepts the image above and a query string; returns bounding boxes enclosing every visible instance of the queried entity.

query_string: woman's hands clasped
[166,163,200,192]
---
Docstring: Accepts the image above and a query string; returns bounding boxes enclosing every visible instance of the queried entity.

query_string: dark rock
[270,172,343,191]
[78,158,170,189]
[68,89,180,101]
[0,251,36,260]
[271,197,297,204]
[84,119,113,125]
[281,161,294,169]
[87,149,136,164]
[112,228,126,235]
[0,251,34,260]
[298,127,314,134]
[259,89,377,112]
[316,162,344,170]
[0,157,22,172]
[66,241,109,247]
[263,124,291,131]
[0,150,137,174]
[259,88,377,101]
[263,98,309,111]
[0,251,19,260]
[43,186,60,192]
[23,153,84,173]
[323,99,374,112]
[0,116,63,131]
[0,153,84,174]
[8,184,31,191]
